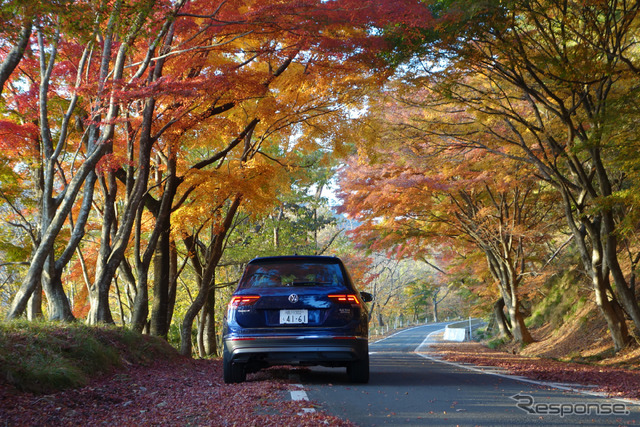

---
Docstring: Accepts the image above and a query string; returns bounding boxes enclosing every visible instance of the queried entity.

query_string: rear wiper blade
[286,281,333,286]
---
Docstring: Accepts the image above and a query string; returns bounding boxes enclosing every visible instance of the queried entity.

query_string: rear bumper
[224,335,369,365]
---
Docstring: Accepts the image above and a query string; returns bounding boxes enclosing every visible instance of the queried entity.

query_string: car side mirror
[360,291,373,303]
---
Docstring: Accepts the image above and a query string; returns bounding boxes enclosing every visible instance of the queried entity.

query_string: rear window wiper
[285,281,334,286]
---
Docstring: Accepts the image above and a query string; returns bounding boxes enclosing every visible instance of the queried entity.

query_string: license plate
[280,309,308,324]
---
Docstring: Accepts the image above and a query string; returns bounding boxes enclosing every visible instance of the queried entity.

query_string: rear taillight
[229,295,260,308]
[328,294,359,304]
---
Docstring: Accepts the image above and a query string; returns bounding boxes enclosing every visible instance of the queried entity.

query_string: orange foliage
[72,283,90,320]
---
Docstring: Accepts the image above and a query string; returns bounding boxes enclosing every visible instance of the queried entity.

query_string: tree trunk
[507,277,533,344]
[0,18,32,95]
[42,263,75,321]
[88,170,117,325]
[26,282,43,321]
[180,197,241,357]
[202,277,218,356]
[114,277,127,326]
[591,254,630,352]
[197,306,206,358]
[485,252,533,344]
[150,229,171,339]
[117,259,137,324]
[507,302,532,344]
[602,212,640,336]
[570,206,631,352]
[377,311,385,327]
[149,151,178,338]
[592,148,640,337]
[432,294,439,323]
[196,274,217,357]
[131,266,149,333]
[91,95,160,325]
[493,298,513,339]
[166,239,178,331]
[182,281,208,357]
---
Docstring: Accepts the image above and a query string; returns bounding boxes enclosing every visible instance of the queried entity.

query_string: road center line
[288,380,316,414]
[290,388,309,401]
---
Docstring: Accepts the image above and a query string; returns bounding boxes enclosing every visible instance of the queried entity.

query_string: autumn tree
[338,135,562,344]
[91,0,434,351]
[0,0,432,334]
[2,0,161,321]
[338,254,444,328]
[403,278,450,323]
[381,0,640,350]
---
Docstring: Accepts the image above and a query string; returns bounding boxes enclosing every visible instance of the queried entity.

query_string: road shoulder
[417,332,640,404]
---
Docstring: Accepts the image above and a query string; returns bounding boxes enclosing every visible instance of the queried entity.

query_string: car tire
[223,352,246,384]
[347,353,369,383]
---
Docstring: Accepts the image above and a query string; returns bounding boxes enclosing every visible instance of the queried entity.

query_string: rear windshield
[238,261,346,289]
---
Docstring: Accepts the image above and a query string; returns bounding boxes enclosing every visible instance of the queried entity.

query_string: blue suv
[222,255,372,383]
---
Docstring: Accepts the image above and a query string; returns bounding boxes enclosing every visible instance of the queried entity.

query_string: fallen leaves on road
[0,357,355,426]
[426,341,640,400]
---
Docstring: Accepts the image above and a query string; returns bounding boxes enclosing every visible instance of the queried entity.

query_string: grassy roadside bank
[0,321,178,394]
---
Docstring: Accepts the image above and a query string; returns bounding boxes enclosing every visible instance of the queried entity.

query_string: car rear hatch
[231,286,363,329]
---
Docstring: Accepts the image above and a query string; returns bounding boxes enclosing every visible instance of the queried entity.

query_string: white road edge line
[415,328,640,407]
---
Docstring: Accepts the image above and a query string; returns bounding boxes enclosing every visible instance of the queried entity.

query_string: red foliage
[0,121,38,156]
[0,359,354,426]
[429,342,640,400]
[96,153,132,174]
[336,252,374,289]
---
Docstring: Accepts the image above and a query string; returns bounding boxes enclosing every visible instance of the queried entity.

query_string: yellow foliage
[172,157,289,236]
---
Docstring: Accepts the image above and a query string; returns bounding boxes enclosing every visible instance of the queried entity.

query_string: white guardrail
[443,318,485,342]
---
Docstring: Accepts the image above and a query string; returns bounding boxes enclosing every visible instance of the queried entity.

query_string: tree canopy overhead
[3,0,640,356]
[0,0,432,355]
[337,0,640,350]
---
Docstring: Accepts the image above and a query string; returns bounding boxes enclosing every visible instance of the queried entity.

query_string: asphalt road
[296,323,640,426]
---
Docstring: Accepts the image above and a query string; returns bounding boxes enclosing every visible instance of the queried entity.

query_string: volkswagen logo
[288,294,299,304]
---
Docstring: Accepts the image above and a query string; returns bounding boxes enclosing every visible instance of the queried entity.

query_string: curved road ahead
[295,323,639,426]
